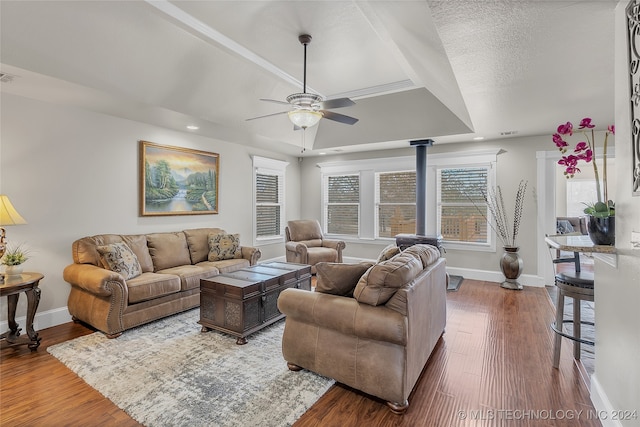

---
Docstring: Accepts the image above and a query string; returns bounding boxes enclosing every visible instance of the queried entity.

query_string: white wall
[299,136,541,285]
[590,2,640,425]
[0,93,300,328]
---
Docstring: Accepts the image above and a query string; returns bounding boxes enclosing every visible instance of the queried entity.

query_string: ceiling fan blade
[321,110,359,125]
[259,98,290,106]
[246,111,289,121]
[320,97,355,109]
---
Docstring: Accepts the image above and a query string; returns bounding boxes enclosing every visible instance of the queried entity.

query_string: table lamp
[0,195,28,284]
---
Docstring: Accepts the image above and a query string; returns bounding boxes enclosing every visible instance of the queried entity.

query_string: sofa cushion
[197,258,250,274]
[402,244,440,268]
[353,252,423,306]
[96,242,142,280]
[147,232,192,271]
[156,264,217,291]
[315,262,375,297]
[126,272,181,304]
[122,234,154,273]
[376,244,401,262]
[184,228,225,264]
[208,233,241,261]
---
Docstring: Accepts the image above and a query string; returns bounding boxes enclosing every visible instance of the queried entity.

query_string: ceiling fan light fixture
[288,110,322,129]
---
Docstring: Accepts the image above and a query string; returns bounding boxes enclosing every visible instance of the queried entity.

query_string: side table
[0,272,44,351]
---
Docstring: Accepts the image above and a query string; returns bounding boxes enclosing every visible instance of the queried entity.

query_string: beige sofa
[277,244,446,414]
[63,228,260,338]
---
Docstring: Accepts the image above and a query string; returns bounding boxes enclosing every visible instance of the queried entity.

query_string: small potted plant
[2,243,29,277]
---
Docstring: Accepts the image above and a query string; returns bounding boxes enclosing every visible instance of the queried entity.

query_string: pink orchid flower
[574,141,588,152]
[552,133,568,151]
[578,118,595,129]
[608,125,615,134]
[557,122,573,136]
[577,149,593,162]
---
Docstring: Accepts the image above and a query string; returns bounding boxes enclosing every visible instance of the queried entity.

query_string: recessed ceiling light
[319,152,326,155]
[473,136,484,141]
[186,125,199,130]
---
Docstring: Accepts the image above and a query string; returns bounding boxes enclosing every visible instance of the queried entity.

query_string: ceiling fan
[246,34,358,130]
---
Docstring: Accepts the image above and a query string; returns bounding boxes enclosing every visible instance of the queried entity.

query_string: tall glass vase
[500,246,523,290]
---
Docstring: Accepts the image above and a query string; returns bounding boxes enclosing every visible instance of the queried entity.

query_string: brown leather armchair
[284,220,346,274]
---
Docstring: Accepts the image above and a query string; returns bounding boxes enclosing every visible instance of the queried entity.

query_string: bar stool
[547,241,595,368]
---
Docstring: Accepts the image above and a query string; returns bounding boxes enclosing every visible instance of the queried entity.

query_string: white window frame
[252,156,288,245]
[322,173,361,238]
[375,170,417,239]
[436,163,496,252]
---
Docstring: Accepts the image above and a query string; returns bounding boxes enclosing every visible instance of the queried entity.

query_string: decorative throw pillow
[353,253,423,306]
[208,233,241,261]
[376,244,401,262]
[96,242,142,280]
[315,262,375,297]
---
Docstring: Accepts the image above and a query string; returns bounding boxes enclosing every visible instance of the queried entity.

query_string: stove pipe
[410,139,433,236]
[395,139,442,252]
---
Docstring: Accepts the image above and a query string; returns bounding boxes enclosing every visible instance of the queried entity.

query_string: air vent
[500,130,519,136]
[0,72,17,83]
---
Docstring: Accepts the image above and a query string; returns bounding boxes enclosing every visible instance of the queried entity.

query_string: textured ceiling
[0,0,615,156]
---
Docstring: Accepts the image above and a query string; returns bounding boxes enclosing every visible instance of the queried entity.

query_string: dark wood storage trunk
[199,262,311,344]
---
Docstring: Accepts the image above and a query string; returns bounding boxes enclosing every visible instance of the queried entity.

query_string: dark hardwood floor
[1,280,601,427]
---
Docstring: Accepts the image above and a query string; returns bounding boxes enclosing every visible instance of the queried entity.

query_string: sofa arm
[240,246,262,266]
[278,288,406,345]
[63,263,127,298]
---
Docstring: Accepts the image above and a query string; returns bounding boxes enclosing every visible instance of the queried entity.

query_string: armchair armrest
[63,263,127,298]
[321,239,346,251]
[285,241,308,257]
[240,246,262,266]
[278,288,406,345]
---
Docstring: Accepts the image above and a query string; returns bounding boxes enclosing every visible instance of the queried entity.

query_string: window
[438,167,490,246]
[324,174,360,236]
[253,156,288,243]
[376,171,416,238]
[318,149,497,249]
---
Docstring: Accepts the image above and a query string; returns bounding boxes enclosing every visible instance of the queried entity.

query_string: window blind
[256,173,282,237]
[439,167,489,243]
[326,175,359,235]
[376,171,416,238]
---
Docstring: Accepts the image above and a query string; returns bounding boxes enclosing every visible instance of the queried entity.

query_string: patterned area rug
[48,309,334,427]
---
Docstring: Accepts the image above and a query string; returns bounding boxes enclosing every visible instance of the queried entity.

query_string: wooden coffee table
[199,262,311,344]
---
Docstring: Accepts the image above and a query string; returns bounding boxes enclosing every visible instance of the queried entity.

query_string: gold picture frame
[139,141,219,216]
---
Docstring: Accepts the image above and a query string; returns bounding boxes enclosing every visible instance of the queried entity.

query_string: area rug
[47,309,334,427]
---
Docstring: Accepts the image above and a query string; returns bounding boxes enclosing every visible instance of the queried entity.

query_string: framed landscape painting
[140,141,219,216]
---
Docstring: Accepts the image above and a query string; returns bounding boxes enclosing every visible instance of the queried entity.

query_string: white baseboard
[0,306,72,333]
[445,266,545,287]
[590,374,624,427]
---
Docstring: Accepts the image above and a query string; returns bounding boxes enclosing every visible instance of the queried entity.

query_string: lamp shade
[288,110,322,129]
[0,195,27,226]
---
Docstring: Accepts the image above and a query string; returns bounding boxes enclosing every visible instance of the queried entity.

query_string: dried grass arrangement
[482,180,528,248]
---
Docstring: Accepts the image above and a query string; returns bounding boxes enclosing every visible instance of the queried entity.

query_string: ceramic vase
[4,264,23,277]
[587,215,615,246]
[500,246,523,290]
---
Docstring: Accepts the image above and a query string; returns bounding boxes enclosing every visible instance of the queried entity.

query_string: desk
[0,272,43,351]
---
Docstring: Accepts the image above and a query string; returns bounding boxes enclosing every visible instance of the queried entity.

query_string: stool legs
[553,292,565,368]
[573,299,581,360]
